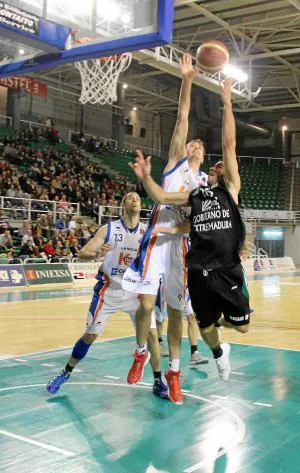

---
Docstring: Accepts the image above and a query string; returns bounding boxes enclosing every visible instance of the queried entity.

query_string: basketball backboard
[0,0,174,77]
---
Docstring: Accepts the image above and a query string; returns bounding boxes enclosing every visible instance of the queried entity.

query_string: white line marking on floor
[253,402,273,408]
[182,390,191,394]
[74,369,83,373]
[0,355,14,360]
[0,429,75,457]
[6,335,134,358]
[231,371,245,375]
[138,382,152,386]
[14,359,28,363]
[210,395,229,399]
[104,376,120,380]
[41,363,56,367]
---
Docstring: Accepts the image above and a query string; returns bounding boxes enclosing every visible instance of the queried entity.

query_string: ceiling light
[101,1,120,21]
[132,106,137,111]
[282,125,288,131]
[19,49,25,55]
[121,11,131,24]
[122,83,128,89]
[223,64,248,82]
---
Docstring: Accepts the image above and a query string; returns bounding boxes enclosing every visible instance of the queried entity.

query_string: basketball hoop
[74,53,132,105]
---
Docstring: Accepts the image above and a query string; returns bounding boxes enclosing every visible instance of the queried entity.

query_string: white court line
[231,372,245,375]
[14,359,28,363]
[210,395,228,400]
[2,335,134,359]
[138,382,152,386]
[0,381,246,472]
[41,363,56,367]
[104,375,120,380]
[253,402,273,408]
[229,341,300,353]
[0,429,75,457]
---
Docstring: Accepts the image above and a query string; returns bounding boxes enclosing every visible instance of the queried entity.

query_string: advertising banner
[0,264,26,287]
[69,262,100,282]
[0,2,40,35]
[24,263,73,285]
[0,75,48,97]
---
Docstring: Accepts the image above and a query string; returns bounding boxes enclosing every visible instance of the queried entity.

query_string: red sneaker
[127,350,150,384]
[165,369,183,405]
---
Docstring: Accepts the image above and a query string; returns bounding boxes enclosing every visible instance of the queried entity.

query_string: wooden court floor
[0,272,300,473]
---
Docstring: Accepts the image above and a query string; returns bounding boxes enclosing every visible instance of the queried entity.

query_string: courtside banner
[24,263,73,285]
[0,264,26,287]
[69,262,100,282]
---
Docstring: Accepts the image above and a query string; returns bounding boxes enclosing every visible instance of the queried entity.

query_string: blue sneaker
[46,370,70,394]
[152,376,169,399]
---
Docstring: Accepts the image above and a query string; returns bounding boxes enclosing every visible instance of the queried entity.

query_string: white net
[74,53,132,105]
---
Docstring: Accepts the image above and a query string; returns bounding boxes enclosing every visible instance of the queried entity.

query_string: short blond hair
[187,139,206,155]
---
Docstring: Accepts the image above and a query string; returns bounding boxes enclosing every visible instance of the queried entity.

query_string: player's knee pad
[72,338,92,360]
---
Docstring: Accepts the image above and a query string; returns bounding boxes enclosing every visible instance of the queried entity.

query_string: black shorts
[188,264,250,329]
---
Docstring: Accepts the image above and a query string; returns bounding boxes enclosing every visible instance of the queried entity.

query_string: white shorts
[154,281,193,323]
[122,228,188,311]
[86,278,156,335]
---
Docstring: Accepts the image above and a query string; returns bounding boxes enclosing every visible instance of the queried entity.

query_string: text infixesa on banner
[0,259,296,288]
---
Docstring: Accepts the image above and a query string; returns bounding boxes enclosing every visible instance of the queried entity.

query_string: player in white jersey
[123,54,208,405]
[46,193,168,399]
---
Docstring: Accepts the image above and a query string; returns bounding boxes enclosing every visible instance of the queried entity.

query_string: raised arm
[129,151,190,207]
[166,54,198,171]
[221,79,240,203]
[78,225,110,261]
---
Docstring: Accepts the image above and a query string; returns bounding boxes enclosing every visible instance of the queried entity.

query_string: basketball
[196,40,229,73]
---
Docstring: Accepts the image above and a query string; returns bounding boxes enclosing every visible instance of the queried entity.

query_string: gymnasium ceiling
[35,0,300,117]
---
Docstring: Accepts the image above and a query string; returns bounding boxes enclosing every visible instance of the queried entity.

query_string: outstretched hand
[220,78,233,106]
[180,53,198,81]
[128,150,152,180]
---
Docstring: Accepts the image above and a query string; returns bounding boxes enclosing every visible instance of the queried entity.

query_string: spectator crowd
[0,208,98,262]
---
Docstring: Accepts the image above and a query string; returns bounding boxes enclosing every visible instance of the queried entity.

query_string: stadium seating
[96,150,285,210]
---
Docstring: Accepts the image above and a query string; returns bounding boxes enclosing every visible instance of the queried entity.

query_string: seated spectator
[0,208,10,232]
[19,239,36,258]
[68,216,77,231]
[0,229,13,256]
[37,214,51,239]
[50,247,62,263]
[22,229,35,246]
[56,214,67,230]
[43,239,55,257]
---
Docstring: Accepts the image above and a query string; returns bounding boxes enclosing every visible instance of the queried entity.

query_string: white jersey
[149,157,208,229]
[99,218,147,289]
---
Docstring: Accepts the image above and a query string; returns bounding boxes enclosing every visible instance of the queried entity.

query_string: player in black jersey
[129,79,250,382]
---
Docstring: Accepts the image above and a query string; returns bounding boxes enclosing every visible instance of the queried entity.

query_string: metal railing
[241,209,300,224]
[0,114,13,127]
[206,153,283,164]
[68,130,118,148]
[124,142,161,156]
[20,120,54,131]
[98,205,151,225]
[0,196,80,221]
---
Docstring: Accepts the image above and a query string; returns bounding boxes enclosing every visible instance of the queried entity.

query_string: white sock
[137,343,147,354]
[169,359,180,372]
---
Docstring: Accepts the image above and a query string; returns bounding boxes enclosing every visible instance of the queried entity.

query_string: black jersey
[187,179,245,270]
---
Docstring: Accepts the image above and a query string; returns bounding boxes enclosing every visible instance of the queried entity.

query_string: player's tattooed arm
[129,150,190,206]
[152,220,190,236]
[78,225,111,261]
[220,78,241,204]
[166,54,198,172]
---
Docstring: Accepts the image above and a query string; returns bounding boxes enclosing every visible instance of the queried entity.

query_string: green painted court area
[0,337,299,473]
